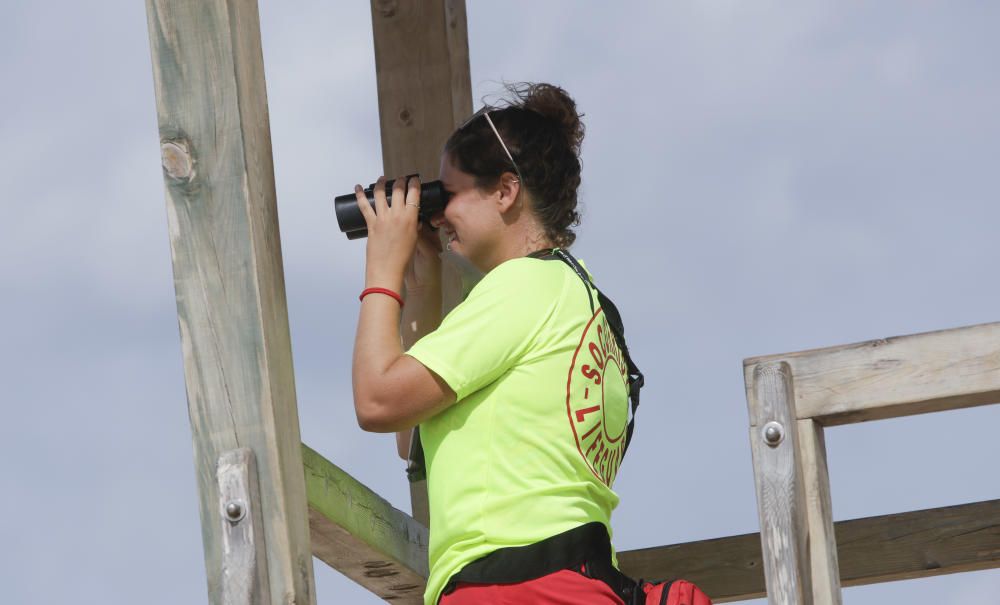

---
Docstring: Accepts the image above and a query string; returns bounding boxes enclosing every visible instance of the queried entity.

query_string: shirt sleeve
[405,258,567,401]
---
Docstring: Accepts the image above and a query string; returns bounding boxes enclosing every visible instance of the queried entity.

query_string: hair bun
[507,82,585,155]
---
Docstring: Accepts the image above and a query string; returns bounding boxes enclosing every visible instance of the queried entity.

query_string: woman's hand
[405,222,443,293]
[355,175,422,292]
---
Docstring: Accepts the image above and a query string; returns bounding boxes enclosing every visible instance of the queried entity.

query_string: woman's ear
[495,172,522,214]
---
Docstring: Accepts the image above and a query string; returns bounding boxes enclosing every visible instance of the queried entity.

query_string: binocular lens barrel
[334,175,451,239]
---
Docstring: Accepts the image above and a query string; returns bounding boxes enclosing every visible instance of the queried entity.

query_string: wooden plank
[302,442,1000,604]
[369,0,475,526]
[835,499,1000,586]
[747,362,810,604]
[797,420,842,604]
[145,1,315,603]
[218,449,270,605]
[303,445,429,604]
[616,499,1000,603]
[744,322,1000,426]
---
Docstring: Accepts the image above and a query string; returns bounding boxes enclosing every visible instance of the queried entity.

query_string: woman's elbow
[354,396,402,433]
[355,399,385,432]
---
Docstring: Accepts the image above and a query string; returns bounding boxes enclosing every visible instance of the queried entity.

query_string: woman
[352,83,633,605]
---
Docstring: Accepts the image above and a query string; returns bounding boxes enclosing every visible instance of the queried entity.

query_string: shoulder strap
[529,248,645,457]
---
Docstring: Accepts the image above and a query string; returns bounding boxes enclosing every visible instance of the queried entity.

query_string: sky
[2,1,999,603]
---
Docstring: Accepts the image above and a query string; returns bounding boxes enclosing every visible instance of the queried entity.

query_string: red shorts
[439,567,625,604]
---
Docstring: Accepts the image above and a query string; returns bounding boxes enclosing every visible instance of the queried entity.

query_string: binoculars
[334,175,451,239]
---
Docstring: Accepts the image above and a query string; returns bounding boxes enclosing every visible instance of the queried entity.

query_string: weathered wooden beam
[744,321,1000,426]
[302,440,1000,603]
[303,445,428,604]
[617,499,1000,603]
[796,419,841,604]
[368,0,475,526]
[370,0,472,180]
[746,362,814,604]
[145,1,315,603]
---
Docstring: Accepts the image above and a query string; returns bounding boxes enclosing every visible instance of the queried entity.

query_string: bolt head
[762,421,785,446]
[226,501,243,520]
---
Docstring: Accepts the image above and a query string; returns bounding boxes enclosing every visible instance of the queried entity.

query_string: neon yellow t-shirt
[405,255,630,605]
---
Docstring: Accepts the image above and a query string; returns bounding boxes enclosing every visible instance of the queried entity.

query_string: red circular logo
[566,307,629,486]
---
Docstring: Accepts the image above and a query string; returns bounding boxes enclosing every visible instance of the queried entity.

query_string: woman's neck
[482,233,555,271]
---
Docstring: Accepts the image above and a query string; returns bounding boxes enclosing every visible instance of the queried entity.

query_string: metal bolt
[762,421,784,447]
[224,500,245,522]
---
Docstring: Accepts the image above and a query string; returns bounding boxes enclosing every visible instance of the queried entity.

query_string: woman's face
[431,153,504,271]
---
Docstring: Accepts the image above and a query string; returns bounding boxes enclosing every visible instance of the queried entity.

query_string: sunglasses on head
[459,106,525,186]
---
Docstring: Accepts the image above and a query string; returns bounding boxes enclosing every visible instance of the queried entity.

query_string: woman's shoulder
[463,257,573,304]
[484,256,576,288]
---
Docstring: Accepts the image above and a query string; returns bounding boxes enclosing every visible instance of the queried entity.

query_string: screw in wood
[762,421,784,447]
[224,500,246,522]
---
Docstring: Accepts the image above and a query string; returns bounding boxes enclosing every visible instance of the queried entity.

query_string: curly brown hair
[444,82,585,248]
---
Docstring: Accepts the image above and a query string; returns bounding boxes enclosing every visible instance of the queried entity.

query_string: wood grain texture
[218,449,270,605]
[747,362,809,604]
[370,0,472,181]
[303,445,429,603]
[617,499,1000,603]
[369,0,475,526]
[797,420,841,605]
[744,321,1000,426]
[145,1,315,602]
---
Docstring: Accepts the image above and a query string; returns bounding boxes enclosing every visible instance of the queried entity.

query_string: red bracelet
[359,287,404,307]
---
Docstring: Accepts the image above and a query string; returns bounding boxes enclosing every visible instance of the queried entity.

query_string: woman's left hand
[354,175,422,291]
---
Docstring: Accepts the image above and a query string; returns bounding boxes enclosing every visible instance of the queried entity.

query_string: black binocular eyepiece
[334,174,451,239]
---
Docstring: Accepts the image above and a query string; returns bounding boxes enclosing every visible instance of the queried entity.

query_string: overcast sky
[2,1,999,603]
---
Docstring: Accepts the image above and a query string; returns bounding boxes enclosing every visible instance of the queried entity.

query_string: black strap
[405,425,425,483]
[443,522,637,602]
[528,247,645,456]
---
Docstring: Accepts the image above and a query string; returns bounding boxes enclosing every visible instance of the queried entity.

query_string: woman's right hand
[404,222,444,294]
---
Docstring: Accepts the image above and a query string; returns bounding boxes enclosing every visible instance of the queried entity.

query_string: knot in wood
[374,0,397,17]
[398,107,413,126]
[161,140,194,181]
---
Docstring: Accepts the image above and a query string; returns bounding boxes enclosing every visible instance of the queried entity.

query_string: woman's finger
[391,175,408,215]
[373,175,389,216]
[406,175,421,214]
[353,184,375,226]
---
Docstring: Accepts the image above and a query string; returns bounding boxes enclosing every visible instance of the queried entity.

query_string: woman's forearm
[353,285,405,412]
[396,285,442,459]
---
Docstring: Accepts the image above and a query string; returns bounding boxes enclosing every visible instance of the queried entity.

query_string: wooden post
[747,362,842,604]
[369,0,474,525]
[748,362,810,604]
[797,419,842,604]
[145,1,316,603]
[747,361,841,605]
